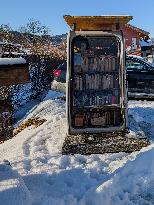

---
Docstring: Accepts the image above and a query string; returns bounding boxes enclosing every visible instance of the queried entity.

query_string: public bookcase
[64,15,133,135]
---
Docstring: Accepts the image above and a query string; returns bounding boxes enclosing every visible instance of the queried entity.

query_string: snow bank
[0,162,32,205]
[1,91,154,205]
[0,57,26,65]
[51,80,66,93]
[43,90,64,101]
[81,145,154,205]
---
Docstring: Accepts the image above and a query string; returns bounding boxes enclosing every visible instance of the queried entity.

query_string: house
[122,24,150,50]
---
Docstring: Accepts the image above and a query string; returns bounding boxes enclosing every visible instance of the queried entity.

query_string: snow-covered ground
[1,91,154,205]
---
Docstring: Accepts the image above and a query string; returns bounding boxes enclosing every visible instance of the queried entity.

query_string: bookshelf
[70,35,123,128]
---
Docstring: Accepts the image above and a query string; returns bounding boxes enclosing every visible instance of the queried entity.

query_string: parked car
[51,56,154,99]
[126,55,154,99]
[51,62,67,93]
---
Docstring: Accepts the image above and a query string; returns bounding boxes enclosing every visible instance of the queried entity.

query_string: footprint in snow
[59,156,71,169]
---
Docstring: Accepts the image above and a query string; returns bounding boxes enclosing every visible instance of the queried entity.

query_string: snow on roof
[0,57,26,65]
[4,52,26,55]
[0,41,21,46]
[127,54,144,59]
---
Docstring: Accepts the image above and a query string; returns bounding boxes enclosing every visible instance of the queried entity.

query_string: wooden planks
[63,15,133,31]
[0,63,29,86]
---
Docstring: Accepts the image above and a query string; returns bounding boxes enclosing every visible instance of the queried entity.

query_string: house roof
[0,57,26,66]
[125,24,149,36]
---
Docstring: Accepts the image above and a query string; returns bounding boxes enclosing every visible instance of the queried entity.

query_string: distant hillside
[51,34,67,46]
[0,30,67,47]
[0,30,67,59]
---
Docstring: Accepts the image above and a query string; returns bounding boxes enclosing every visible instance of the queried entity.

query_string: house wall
[0,64,29,86]
[122,26,147,49]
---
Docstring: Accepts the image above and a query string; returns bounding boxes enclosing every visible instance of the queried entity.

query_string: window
[126,59,145,71]
[131,38,137,50]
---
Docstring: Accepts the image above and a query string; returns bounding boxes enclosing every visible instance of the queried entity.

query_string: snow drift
[0,162,32,205]
[0,91,154,205]
[80,145,154,205]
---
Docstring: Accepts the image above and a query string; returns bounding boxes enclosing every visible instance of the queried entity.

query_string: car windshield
[126,60,144,70]
[126,56,154,71]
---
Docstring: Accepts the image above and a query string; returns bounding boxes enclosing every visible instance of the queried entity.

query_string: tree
[0,24,13,44]
[19,19,51,56]
[19,19,49,36]
[18,19,66,98]
[0,24,12,33]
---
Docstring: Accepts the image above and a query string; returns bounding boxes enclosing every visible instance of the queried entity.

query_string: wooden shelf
[73,104,121,109]
[74,88,119,92]
[74,70,119,75]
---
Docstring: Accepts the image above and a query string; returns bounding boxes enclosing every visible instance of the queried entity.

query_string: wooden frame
[63,15,133,31]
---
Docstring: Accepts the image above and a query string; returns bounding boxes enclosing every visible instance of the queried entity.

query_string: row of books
[74,53,117,73]
[74,110,121,127]
[73,92,119,107]
[74,74,119,90]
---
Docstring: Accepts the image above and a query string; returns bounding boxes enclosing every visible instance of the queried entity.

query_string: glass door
[70,35,123,129]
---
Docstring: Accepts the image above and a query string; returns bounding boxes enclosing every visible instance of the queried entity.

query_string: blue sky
[0,0,154,36]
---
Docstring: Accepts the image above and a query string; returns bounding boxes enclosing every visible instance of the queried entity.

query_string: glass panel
[70,36,122,128]
[126,60,144,70]
[71,36,120,106]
